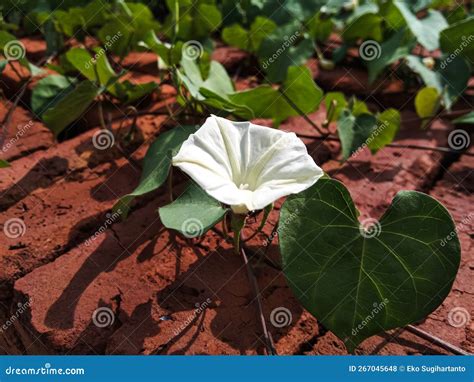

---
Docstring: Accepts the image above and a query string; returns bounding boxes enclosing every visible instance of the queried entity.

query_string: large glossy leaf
[279,178,460,351]
[115,125,197,217]
[42,80,102,136]
[394,1,447,51]
[159,182,227,237]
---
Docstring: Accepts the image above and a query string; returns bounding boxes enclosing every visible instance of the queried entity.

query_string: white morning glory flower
[172,115,323,214]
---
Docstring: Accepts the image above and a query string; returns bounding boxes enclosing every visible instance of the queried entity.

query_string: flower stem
[230,213,246,255]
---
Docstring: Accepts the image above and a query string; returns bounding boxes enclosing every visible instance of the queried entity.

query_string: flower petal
[173,115,323,212]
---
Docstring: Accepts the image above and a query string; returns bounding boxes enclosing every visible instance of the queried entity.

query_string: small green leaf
[367,109,400,154]
[406,55,469,110]
[279,178,460,352]
[222,16,276,53]
[440,17,474,62]
[258,23,313,82]
[115,125,197,217]
[227,65,323,123]
[453,111,474,125]
[367,29,414,83]
[394,1,448,51]
[415,87,440,122]
[337,110,377,160]
[31,74,77,116]
[42,80,102,136]
[159,182,227,238]
[0,159,10,168]
[140,31,182,66]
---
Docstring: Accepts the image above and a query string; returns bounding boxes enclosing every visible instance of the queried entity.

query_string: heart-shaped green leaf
[114,125,197,217]
[279,178,460,351]
[159,182,227,238]
[42,80,102,136]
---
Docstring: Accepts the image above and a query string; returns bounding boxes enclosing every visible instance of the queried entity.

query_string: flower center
[239,183,250,190]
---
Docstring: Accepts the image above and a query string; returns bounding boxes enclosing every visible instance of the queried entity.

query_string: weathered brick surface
[0,103,54,162]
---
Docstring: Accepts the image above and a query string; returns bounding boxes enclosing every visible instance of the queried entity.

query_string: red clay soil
[0,50,473,355]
